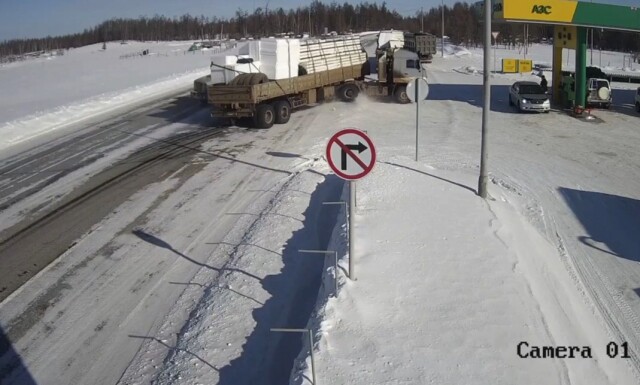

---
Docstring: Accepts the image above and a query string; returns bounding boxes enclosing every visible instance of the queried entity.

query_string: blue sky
[1,0,638,41]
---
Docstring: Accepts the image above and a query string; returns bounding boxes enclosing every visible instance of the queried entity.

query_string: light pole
[590,28,593,65]
[441,0,445,57]
[599,28,603,67]
[478,0,491,198]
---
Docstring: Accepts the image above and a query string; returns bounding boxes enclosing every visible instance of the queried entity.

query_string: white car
[509,81,551,113]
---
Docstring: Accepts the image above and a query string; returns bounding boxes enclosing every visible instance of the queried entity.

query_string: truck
[403,32,437,62]
[205,46,425,128]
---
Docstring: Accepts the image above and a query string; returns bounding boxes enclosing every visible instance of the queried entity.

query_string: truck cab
[377,48,425,81]
[376,48,426,103]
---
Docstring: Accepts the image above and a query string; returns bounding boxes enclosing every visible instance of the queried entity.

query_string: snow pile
[441,42,472,57]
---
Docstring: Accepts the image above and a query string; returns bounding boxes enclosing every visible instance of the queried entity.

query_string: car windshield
[519,84,544,94]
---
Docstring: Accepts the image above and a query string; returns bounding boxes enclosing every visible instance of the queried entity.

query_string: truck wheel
[273,100,291,124]
[394,85,410,104]
[254,103,275,128]
[338,84,359,102]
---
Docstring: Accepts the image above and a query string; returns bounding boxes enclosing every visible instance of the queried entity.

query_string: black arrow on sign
[341,142,368,170]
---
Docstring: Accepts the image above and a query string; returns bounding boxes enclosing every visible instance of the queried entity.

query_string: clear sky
[1,0,638,41]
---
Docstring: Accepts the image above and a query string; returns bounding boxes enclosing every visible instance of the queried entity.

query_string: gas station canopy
[493,0,640,32]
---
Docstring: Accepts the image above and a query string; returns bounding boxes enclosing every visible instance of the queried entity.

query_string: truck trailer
[206,46,425,128]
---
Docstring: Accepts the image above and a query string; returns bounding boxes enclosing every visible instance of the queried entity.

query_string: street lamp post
[441,0,445,57]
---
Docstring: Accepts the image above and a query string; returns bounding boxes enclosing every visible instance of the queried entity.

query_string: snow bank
[287,156,637,384]
[0,41,229,151]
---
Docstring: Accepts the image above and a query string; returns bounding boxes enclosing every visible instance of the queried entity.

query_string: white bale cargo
[210,55,238,84]
[299,35,366,74]
[258,38,301,79]
[378,30,404,49]
[239,40,262,60]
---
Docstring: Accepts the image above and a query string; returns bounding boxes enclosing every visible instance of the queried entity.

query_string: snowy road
[0,96,212,300]
[0,94,343,384]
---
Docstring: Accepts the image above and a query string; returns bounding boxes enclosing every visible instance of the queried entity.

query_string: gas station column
[574,27,587,108]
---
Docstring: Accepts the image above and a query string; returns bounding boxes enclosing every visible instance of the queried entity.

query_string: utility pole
[599,28,603,67]
[590,28,594,65]
[308,4,312,35]
[441,0,445,57]
[478,0,491,198]
[421,7,424,32]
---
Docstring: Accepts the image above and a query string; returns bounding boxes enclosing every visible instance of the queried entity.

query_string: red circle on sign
[326,128,376,180]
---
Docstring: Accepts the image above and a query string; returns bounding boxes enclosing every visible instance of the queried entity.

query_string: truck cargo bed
[208,63,363,105]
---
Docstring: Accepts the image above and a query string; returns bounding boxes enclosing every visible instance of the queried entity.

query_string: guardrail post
[299,249,338,297]
[270,328,316,384]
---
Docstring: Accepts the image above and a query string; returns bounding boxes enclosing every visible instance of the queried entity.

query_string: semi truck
[403,32,437,62]
[205,46,425,128]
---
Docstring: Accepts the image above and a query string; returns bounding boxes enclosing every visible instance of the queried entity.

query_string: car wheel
[509,95,514,106]
[517,101,523,112]
[636,102,640,112]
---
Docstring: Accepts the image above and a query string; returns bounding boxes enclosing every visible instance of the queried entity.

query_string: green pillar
[574,27,588,108]
[552,45,563,105]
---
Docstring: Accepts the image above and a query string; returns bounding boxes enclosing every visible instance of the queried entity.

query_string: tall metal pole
[421,7,424,32]
[599,28,603,67]
[349,181,355,280]
[478,0,491,198]
[590,28,593,65]
[415,80,420,161]
[441,0,445,57]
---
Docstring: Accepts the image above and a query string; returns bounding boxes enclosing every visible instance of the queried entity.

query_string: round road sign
[407,78,429,102]
[326,128,376,180]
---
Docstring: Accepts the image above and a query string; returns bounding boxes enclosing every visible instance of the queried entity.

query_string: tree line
[1,1,638,57]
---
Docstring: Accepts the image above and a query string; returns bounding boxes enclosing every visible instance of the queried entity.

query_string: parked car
[509,81,551,113]
[635,87,640,112]
[586,78,612,109]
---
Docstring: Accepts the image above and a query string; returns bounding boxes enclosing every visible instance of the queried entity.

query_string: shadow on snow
[0,324,37,384]
[132,174,344,384]
[216,174,344,384]
[559,187,640,262]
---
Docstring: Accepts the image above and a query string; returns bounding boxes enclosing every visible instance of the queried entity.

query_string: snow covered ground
[0,41,221,150]
[1,41,640,385]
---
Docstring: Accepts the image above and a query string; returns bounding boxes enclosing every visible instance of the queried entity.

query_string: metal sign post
[349,182,355,280]
[416,82,420,161]
[492,31,499,73]
[323,201,350,279]
[406,79,429,162]
[271,328,316,384]
[326,128,376,281]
